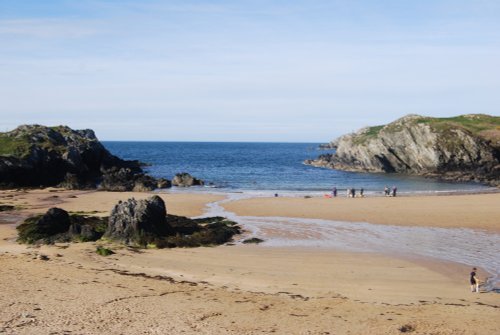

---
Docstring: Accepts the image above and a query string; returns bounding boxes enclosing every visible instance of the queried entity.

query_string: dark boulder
[17,209,108,244]
[17,208,71,243]
[98,168,158,192]
[69,223,100,241]
[99,167,135,191]
[172,173,204,187]
[132,175,158,192]
[35,208,71,236]
[104,196,173,244]
[157,178,172,189]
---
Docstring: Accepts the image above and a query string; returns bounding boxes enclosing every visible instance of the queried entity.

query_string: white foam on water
[199,193,500,291]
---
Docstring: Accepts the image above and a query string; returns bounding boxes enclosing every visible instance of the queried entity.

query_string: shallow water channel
[202,194,500,292]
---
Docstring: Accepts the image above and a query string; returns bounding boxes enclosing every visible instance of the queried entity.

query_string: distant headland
[305,114,500,186]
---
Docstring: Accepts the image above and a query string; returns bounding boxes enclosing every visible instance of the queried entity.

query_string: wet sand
[0,189,499,334]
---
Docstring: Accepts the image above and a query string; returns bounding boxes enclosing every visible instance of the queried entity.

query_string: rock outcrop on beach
[105,195,173,244]
[16,207,108,244]
[172,173,204,187]
[17,196,241,247]
[0,124,169,191]
[305,114,500,186]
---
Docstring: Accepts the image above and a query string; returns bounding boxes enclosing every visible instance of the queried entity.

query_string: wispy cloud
[0,0,499,141]
[0,18,102,38]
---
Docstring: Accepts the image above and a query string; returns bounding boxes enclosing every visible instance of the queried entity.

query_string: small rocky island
[305,114,500,186]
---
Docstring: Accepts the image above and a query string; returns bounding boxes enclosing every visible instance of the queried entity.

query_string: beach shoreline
[1,188,499,334]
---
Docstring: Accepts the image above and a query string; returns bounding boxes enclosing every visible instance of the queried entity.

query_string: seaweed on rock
[17,197,241,248]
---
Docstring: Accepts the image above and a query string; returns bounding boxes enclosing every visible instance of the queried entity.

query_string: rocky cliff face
[0,124,166,190]
[305,114,500,186]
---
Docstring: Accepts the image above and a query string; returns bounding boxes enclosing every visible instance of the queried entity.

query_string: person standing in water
[470,268,480,292]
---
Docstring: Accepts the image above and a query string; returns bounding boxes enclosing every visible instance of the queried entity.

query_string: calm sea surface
[103,142,491,194]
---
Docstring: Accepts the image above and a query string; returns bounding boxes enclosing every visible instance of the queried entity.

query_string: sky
[0,0,499,142]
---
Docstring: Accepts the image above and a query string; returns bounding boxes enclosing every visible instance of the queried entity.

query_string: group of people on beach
[330,187,365,198]
[384,185,397,197]
[329,186,397,198]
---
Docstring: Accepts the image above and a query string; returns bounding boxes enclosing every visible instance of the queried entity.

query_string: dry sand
[1,189,499,334]
[223,193,500,231]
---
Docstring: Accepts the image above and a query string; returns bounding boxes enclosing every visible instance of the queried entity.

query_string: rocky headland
[0,125,165,191]
[305,114,500,186]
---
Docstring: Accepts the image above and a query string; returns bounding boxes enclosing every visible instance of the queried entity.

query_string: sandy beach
[223,193,500,231]
[1,189,499,334]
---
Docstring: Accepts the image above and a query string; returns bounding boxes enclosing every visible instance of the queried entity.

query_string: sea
[103,141,492,195]
[103,141,499,290]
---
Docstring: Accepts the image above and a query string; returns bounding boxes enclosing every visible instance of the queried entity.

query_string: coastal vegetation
[16,208,108,244]
[16,196,241,248]
[95,246,115,256]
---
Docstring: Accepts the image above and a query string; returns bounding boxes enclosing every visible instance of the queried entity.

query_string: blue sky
[1,0,499,141]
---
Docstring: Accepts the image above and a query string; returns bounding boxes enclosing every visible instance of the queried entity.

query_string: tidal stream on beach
[193,192,500,292]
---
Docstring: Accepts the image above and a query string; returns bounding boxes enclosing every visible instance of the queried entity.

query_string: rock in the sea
[105,196,173,244]
[305,114,500,186]
[0,124,157,191]
[172,173,204,187]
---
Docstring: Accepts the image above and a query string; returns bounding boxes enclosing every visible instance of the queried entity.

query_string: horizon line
[101,139,327,144]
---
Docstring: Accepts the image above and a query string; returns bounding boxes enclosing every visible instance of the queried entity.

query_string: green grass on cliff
[416,114,500,133]
[352,125,384,145]
[416,114,500,145]
[351,114,499,146]
[0,125,81,158]
[0,135,31,158]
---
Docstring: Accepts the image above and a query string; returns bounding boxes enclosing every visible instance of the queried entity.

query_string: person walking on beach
[352,188,356,198]
[332,187,337,197]
[346,188,351,198]
[384,186,389,196]
[392,186,397,197]
[360,188,364,197]
[470,267,480,293]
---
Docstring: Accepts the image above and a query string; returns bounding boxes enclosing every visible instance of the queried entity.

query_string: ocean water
[103,141,491,194]
[103,141,499,289]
